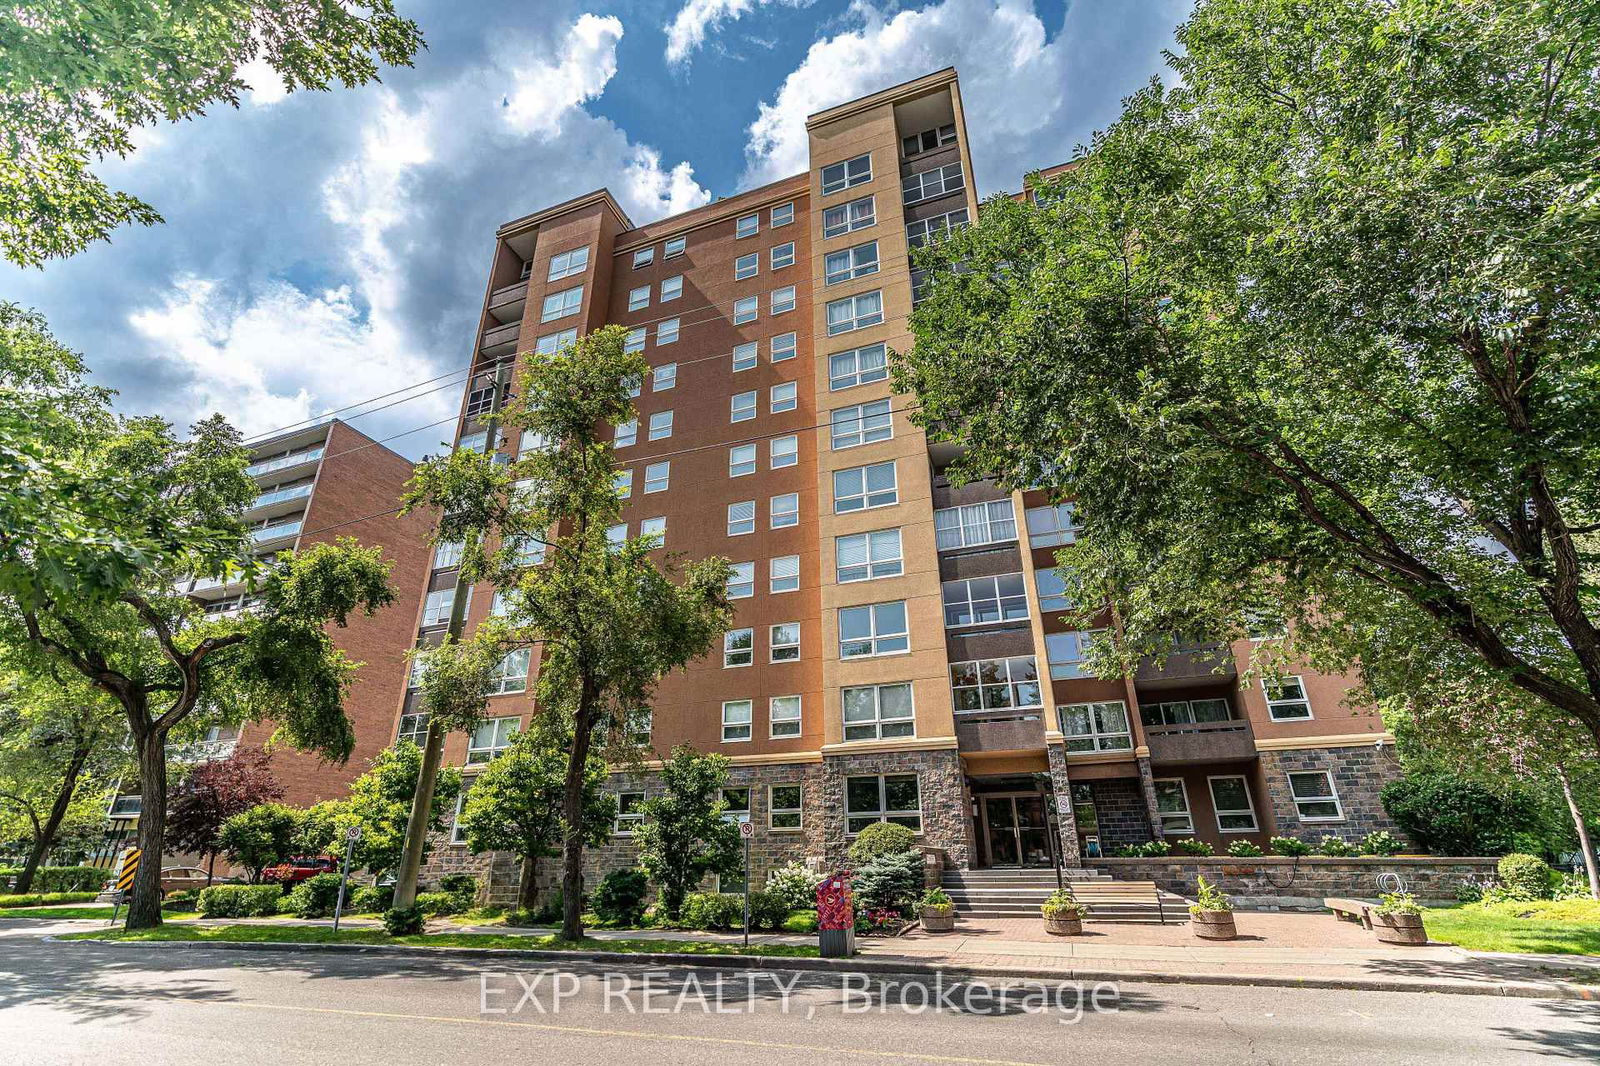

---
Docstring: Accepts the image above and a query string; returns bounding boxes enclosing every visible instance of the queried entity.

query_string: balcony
[1135,642,1237,690]
[955,709,1046,754]
[1144,718,1256,765]
[480,321,521,357]
[249,482,313,517]
[251,518,303,546]
[245,445,324,479]
[487,280,528,324]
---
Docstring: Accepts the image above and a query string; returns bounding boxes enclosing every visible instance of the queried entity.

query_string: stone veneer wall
[1045,746,1082,865]
[1090,779,1154,849]
[1257,744,1405,841]
[819,748,974,870]
[1101,856,1497,909]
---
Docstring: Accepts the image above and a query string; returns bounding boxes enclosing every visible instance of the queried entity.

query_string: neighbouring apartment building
[401,69,1402,896]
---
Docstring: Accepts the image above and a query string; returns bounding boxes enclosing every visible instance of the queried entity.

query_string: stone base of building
[1100,856,1495,909]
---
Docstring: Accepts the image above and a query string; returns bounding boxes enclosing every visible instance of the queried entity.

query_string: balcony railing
[246,446,324,478]
[252,518,303,544]
[955,708,1046,753]
[489,280,528,309]
[1143,718,1256,764]
[251,483,313,509]
[480,321,521,351]
[1135,642,1237,689]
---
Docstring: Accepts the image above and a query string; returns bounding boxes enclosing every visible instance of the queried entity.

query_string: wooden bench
[1324,897,1373,929]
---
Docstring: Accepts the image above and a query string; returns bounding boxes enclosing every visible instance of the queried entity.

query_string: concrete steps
[940,868,1188,924]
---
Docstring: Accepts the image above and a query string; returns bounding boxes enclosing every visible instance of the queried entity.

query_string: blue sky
[3,0,1189,459]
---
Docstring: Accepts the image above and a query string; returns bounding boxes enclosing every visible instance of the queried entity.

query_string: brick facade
[1257,744,1405,842]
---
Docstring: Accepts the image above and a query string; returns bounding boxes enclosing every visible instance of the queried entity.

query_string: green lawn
[0,906,201,920]
[60,924,818,957]
[0,892,100,908]
[1422,899,1600,955]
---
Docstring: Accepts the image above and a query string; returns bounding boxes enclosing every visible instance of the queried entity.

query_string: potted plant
[1041,888,1089,935]
[1371,892,1428,945]
[919,887,956,933]
[1189,876,1236,940]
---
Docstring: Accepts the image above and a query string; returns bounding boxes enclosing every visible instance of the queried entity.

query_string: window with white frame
[509,537,545,567]
[541,285,583,321]
[732,342,758,372]
[828,342,888,390]
[467,715,520,764]
[1208,776,1259,832]
[826,291,883,335]
[771,242,795,269]
[656,317,680,345]
[643,460,669,494]
[614,469,632,498]
[770,555,800,593]
[1035,568,1072,612]
[632,246,654,268]
[724,628,754,668]
[770,492,799,528]
[839,601,909,659]
[734,252,759,280]
[1059,701,1133,753]
[433,540,464,570]
[729,443,757,477]
[770,623,800,663]
[771,286,796,314]
[771,332,797,362]
[457,428,495,454]
[624,327,646,353]
[1287,770,1345,822]
[902,123,956,157]
[1045,630,1102,679]
[771,202,794,227]
[1153,779,1194,834]
[640,516,666,544]
[615,791,646,833]
[822,195,875,239]
[727,499,755,536]
[1264,676,1313,720]
[1025,503,1083,547]
[943,573,1029,628]
[660,275,682,302]
[626,707,652,746]
[821,153,871,196]
[450,788,471,845]
[647,410,673,441]
[613,419,637,447]
[770,381,797,412]
[902,163,964,206]
[845,773,920,832]
[824,241,880,285]
[1139,698,1233,727]
[770,435,797,468]
[735,213,759,238]
[731,390,757,422]
[397,711,428,746]
[733,296,758,324]
[769,782,802,826]
[624,372,642,399]
[606,523,627,550]
[830,399,892,449]
[627,286,649,311]
[663,236,686,258]
[490,590,511,617]
[933,499,1016,550]
[535,328,578,355]
[727,561,754,598]
[485,649,530,695]
[833,461,896,512]
[842,684,915,743]
[421,588,456,627]
[721,700,752,742]
[836,528,902,582]
[906,208,970,248]
[721,787,750,822]
[653,363,676,391]
[407,653,428,689]
[950,656,1041,713]
[547,246,589,282]
[519,428,550,454]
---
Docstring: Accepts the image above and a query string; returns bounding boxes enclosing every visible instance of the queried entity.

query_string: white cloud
[664,0,810,67]
[235,54,290,106]
[503,13,624,136]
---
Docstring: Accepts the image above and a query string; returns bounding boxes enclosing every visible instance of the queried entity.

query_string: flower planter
[1373,913,1427,945]
[920,905,956,933]
[1043,912,1085,936]
[1190,909,1237,940]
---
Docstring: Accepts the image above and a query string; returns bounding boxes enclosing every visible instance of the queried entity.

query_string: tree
[900,0,1600,764]
[633,746,742,922]
[167,748,284,884]
[218,802,301,883]
[459,730,615,911]
[402,325,734,940]
[0,307,398,928]
[296,742,460,879]
[1380,772,1538,858]
[0,1,423,267]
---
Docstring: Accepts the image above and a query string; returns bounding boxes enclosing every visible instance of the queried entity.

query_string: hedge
[197,884,284,918]
[0,866,109,893]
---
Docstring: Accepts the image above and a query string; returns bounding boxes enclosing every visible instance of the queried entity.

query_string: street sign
[346,826,364,843]
[739,821,753,948]
[738,819,754,839]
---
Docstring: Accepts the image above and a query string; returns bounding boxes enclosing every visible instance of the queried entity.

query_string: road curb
[47,935,1593,1000]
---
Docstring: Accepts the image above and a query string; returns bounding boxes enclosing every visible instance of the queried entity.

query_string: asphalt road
[0,927,1595,1065]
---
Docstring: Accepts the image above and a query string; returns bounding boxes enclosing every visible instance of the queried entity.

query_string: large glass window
[769,782,803,827]
[949,657,1041,713]
[397,711,428,746]
[839,601,909,659]
[547,246,589,282]
[902,163,964,206]
[833,461,897,512]
[615,791,646,833]
[1035,568,1072,612]
[822,195,875,238]
[535,328,578,356]
[467,716,520,764]
[831,400,893,449]
[1139,698,1234,727]
[906,208,970,248]
[1264,676,1314,720]
[901,123,956,157]
[1025,503,1082,547]
[769,696,802,740]
[824,241,880,285]
[485,649,530,695]
[826,291,883,335]
[835,529,902,582]
[942,574,1029,628]
[933,500,1016,550]
[1208,776,1259,833]
[821,153,871,196]
[1287,770,1345,822]
[541,285,583,322]
[1153,779,1193,834]
[828,342,888,390]
[421,588,455,627]
[842,685,915,743]
[845,773,920,832]
[1059,701,1133,752]
[1045,630,1102,679]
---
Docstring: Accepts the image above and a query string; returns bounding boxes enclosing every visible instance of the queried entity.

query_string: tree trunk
[14,742,92,895]
[126,730,168,930]
[559,681,598,942]
[518,856,538,913]
[1557,765,1600,900]
[392,718,447,909]
[206,852,216,887]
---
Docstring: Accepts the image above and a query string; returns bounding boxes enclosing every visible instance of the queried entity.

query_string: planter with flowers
[1371,892,1428,945]
[1189,876,1236,940]
[1041,888,1090,935]
[919,888,956,933]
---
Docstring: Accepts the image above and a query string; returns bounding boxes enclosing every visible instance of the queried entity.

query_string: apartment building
[404,69,1401,892]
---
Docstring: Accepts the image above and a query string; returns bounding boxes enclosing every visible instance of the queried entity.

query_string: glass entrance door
[1015,795,1052,867]
[983,797,1020,866]
[982,794,1053,867]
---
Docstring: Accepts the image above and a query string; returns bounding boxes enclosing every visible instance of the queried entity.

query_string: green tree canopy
[295,742,461,879]
[219,801,301,883]
[633,746,742,921]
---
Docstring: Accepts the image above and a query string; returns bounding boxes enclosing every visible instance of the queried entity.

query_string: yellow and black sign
[115,848,142,892]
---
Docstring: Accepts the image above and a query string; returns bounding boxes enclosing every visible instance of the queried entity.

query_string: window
[644,461,670,494]
[821,153,871,196]
[1026,503,1082,547]
[826,291,883,335]
[824,241,880,284]
[1153,779,1193,834]
[421,588,455,627]
[770,555,800,593]
[408,654,427,690]
[770,435,797,468]
[640,516,666,544]
[732,342,758,372]
[656,317,680,345]
[771,286,796,314]
[614,419,637,447]
[664,236,686,258]
[660,275,682,302]
[771,242,795,269]
[770,381,797,413]
[541,285,583,321]
[944,573,1031,629]
[906,208,969,248]
[614,469,632,498]
[624,372,642,398]
[1045,630,1102,679]
[1209,776,1259,833]
[902,163,964,206]
[734,252,759,280]
[519,429,550,455]
[727,499,755,536]
[457,428,495,454]
[647,410,673,441]
[735,213,759,238]
[464,380,495,419]
[950,656,1041,713]
[467,716,520,764]
[770,492,799,528]
[729,444,757,477]
[934,500,1016,550]
[615,791,645,833]
[839,601,909,659]
[626,707,652,746]
[433,540,464,570]
[822,195,875,238]
[722,700,752,742]
[730,390,757,423]
[845,773,920,832]
[450,788,471,845]
[397,712,428,747]
[1264,676,1313,720]
[486,649,530,695]
[632,246,655,268]
[547,246,589,282]
[606,523,628,550]
[509,537,545,567]
[724,628,754,668]
[727,561,755,598]
[828,342,888,390]
[733,296,758,324]
[830,399,892,449]
[721,788,751,822]
[770,623,800,663]
[1139,698,1233,726]
[490,590,512,617]
[833,461,896,512]
[535,328,578,356]
[902,123,956,157]
[653,363,676,391]
[624,327,646,353]
[771,202,794,227]
[836,529,902,582]
[1287,770,1345,822]
[1059,701,1133,753]
[1035,569,1072,612]
[771,332,797,362]
[769,782,802,826]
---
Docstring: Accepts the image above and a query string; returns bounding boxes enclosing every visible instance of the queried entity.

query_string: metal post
[331,839,356,933]
[742,833,750,951]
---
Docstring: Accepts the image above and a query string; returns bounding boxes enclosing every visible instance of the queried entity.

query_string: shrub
[285,873,345,918]
[782,909,819,935]
[846,822,918,866]
[162,889,200,910]
[28,866,109,893]
[1551,872,1592,901]
[1190,876,1232,914]
[1359,830,1403,856]
[1226,839,1264,858]
[1171,838,1214,856]
[1497,853,1554,900]
[765,860,821,911]
[920,887,952,909]
[1112,839,1173,858]
[383,904,426,935]
[1381,772,1535,856]
[851,849,923,913]
[680,892,745,930]
[415,891,463,916]
[592,869,650,927]
[0,891,100,907]
[197,884,283,918]
[747,890,792,931]
[438,873,479,908]
[525,889,565,926]
[1041,888,1088,917]
[1374,891,1421,918]
[1315,836,1354,857]
[349,885,393,914]
[1455,877,1493,903]
[1269,836,1313,856]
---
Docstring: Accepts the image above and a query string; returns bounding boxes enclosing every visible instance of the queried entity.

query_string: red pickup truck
[262,856,339,886]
